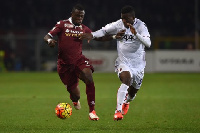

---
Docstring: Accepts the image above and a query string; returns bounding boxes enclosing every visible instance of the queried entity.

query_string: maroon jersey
[48,17,91,64]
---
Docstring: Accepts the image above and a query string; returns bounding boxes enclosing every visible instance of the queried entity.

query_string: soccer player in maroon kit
[44,4,99,120]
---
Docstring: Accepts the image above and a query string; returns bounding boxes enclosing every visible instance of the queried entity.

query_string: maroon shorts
[57,56,94,91]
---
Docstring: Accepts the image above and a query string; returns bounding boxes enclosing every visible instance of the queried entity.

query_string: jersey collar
[68,17,82,28]
[133,18,137,25]
[68,17,73,25]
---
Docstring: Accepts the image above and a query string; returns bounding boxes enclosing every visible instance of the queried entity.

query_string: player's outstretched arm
[94,35,113,41]
[44,34,57,48]
[95,29,125,41]
[79,33,93,40]
[91,29,126,41]
[116,30,126,39]
[80,28,125,42]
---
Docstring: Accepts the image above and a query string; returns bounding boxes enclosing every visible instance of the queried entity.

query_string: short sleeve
[137,22,150,37]
[84,26,92,33]
[48,21,63,37]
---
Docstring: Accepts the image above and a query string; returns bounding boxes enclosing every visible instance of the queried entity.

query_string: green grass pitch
[0,72,200,133]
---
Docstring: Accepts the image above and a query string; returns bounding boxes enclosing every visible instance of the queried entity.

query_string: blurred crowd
[0,0,199,71]
[0,0,198,36]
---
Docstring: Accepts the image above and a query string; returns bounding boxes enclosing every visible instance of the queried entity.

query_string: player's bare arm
[80,29,126,42]
[79,33,93,40]
[44,34,57,48]
[94,35,113,41]
[96,29,126,41]
[116,29,126,39]
[127,23,137,35]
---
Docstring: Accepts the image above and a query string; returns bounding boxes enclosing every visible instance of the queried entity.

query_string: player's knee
[81,73,93,84]
[85,75,93,84]
[120,77,131,86]
[119,71,131,86]
[80,68,93,84]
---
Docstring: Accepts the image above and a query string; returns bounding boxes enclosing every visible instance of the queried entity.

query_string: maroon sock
[86,82,95,112]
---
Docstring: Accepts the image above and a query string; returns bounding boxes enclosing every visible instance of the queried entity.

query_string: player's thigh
[131,69,144,89]
[58,70,79,91]
[115,63,131,78]
[115,63,132,85]
[76,56,94,83]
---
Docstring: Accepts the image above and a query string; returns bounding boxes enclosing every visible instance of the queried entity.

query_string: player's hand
[127,23,137,35]
[48,39,57,48]
[79,33,93,43]
[116,29,126,39]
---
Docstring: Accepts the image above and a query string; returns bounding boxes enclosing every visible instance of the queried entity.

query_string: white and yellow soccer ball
[55,103,72,119]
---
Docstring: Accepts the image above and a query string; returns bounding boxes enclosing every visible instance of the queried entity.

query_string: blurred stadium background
[0,0,199,72]
[0,1,200,132]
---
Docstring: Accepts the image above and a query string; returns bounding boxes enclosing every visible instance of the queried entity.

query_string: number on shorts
[138,79,143,86]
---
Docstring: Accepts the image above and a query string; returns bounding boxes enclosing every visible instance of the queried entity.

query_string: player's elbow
[143,38,151,48]
[146,41,151,48]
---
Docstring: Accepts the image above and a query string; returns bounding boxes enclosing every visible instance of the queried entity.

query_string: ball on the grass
[55,103,72,119]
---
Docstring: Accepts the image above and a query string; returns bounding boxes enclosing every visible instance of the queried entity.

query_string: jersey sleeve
[135,22,151,48]
[137,22,150,37]
[48,21,63,37]
[92,20,119,38]
[84,26,92,33]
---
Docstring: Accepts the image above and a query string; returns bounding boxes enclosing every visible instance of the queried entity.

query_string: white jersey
[92,18,151,70]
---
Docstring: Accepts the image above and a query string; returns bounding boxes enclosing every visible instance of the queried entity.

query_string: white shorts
[115,60,144,89]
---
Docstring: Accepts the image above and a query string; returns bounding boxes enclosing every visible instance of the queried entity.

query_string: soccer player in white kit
[80,5,151,120]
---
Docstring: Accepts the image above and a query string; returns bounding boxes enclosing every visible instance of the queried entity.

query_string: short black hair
[72,4,85,12]
[121,5,135,17]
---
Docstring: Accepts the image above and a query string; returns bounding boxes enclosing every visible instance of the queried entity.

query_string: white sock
[116,84,129,113]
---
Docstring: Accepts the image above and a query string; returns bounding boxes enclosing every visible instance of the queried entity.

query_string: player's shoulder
[81,24,90,29]
[56,19,70,25]
[81,24,92,32]
[106,19,123,28]
[134,18,147,27]
[56,19,75,28]
[113,19,123,26]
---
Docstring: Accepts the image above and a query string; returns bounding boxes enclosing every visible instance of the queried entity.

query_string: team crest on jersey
[64,23,74,28]
[79,25,82,30]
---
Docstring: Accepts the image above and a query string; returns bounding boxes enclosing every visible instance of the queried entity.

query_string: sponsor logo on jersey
[65,29,83,37]
[122,34,137,41]
[65,29,83,34]
[64,23,74,28]
[79,25,82,30]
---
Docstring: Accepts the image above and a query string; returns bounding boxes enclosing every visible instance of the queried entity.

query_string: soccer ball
[55,103,72,119]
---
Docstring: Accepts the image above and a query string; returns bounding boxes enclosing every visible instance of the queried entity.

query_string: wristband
[112,35,116,39]
[47,39,52,44]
